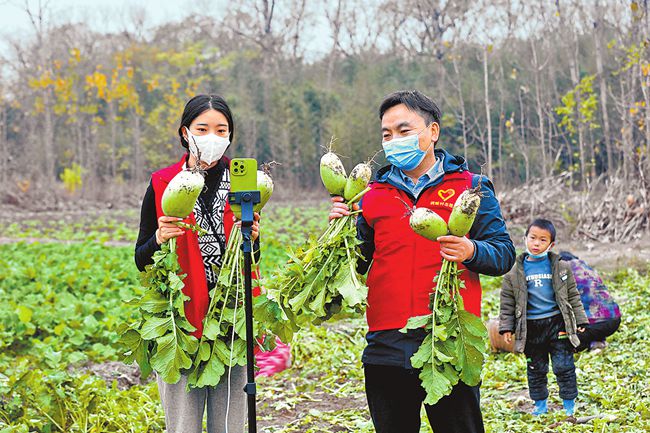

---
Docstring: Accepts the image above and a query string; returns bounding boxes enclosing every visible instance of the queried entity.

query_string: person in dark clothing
[330,90,515,433]
[559,251,622,351]
[135,94,259,433]
[499,219,589,417]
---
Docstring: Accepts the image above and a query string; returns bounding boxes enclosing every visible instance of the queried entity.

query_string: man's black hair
[378,90,442,126]
[526,218,556,242]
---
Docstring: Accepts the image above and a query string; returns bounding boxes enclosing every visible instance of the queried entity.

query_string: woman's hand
[234,212,261,241]
[503,331,513,344]
[156,216,185,244]
[329,196,359,221]
[438,235,476,263]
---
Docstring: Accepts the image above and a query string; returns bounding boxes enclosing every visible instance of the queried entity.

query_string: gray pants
[157,366,247,433]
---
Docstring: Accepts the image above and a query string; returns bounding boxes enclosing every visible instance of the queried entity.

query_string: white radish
[409,207,448,241]
[320,151,347,197]
[344,163,372,202]
[161,169,205,218]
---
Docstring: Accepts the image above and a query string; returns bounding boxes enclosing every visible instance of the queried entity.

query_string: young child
[498,219,589,416]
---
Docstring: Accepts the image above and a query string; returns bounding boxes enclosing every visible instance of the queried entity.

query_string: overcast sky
[0,0,339,62]
[0,0,191,34]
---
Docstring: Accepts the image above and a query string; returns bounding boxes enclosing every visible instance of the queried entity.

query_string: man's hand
[329,196,359,221]
[438,235,475,263]
[503,331,513,344]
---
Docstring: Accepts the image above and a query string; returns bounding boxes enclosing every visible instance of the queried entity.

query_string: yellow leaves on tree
[85,71,108,100]
[60,163,83,194]
[555,74,600,134]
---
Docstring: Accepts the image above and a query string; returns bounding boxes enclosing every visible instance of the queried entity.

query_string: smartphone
[229,158,258,219]
[230,158,257,192]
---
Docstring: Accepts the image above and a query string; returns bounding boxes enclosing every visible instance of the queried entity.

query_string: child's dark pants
[364,364,484,433]
[524,314,578,401]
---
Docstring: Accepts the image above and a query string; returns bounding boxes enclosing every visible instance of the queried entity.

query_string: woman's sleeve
[134,180,161,271]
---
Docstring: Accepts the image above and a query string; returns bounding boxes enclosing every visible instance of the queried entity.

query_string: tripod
[228,190,261,433]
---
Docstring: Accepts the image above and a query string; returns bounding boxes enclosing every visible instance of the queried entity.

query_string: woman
[135,94,259,433]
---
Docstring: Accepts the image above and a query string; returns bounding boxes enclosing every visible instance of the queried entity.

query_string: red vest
[151,156,235,339]
[362,170,482,331]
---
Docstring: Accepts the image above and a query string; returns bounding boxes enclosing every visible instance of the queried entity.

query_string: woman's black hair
[178,94,235,150]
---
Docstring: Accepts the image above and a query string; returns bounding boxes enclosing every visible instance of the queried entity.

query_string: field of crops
[1,202,649,432]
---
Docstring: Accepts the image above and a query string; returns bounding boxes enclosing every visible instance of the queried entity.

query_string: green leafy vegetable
[401,260,489,405]
[187,225,293,388]
[119,238,198,384]
[265,187,370,330]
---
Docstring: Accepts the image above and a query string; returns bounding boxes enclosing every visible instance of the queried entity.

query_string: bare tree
[482,45,493,179]
[22,0,56,180]
[592,1,614,173]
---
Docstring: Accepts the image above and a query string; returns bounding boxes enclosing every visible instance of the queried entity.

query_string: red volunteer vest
[151,156,235,339]
[362,170,482,331]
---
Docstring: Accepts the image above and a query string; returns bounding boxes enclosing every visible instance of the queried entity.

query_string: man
[330,90,515,433]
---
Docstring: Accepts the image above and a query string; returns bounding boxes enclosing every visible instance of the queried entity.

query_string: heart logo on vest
[438,189,455,202]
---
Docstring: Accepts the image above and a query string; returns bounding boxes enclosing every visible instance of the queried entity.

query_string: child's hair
[525,218,556,242]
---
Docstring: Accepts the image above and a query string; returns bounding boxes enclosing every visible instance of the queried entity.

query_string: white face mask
[185,127,230,165]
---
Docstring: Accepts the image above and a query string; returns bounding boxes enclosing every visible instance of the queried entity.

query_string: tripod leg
[242,232,257,433]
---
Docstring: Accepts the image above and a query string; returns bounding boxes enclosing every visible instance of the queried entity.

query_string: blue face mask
[382,127,432,171]
[525,236,553,259]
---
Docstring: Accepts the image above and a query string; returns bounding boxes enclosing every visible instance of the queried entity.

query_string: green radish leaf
[140,316,173,340]
[419,362,457,406]
[400,314,432,332]
[213,339,234,365]
[410,333,432,369]
[120,327,141,349]
[150,333,192,384]
[436,338,458,365]
[197,340,212,362]
[308,284,328,317]
[194,352,226,388]
[202,318,220,340]
[176,315,197,333]
[177,328,199,355]
[139,290,169,313]
[168,272,185,292]
[289,285,313,311]
[334,267,366,307]
[456,310,488,386]
[230,339,247,366]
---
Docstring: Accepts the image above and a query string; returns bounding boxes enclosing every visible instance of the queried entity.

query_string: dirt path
[561,234,650,272]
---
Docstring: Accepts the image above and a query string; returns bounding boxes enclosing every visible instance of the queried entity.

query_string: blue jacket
[357,148,515,369]
[357,148,515,277]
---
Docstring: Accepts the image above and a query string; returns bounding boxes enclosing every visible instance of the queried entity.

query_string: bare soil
[560,235,650,272]
[70,361,152,391]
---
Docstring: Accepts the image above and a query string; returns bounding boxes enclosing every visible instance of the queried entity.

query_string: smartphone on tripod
[229,158,258,220]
